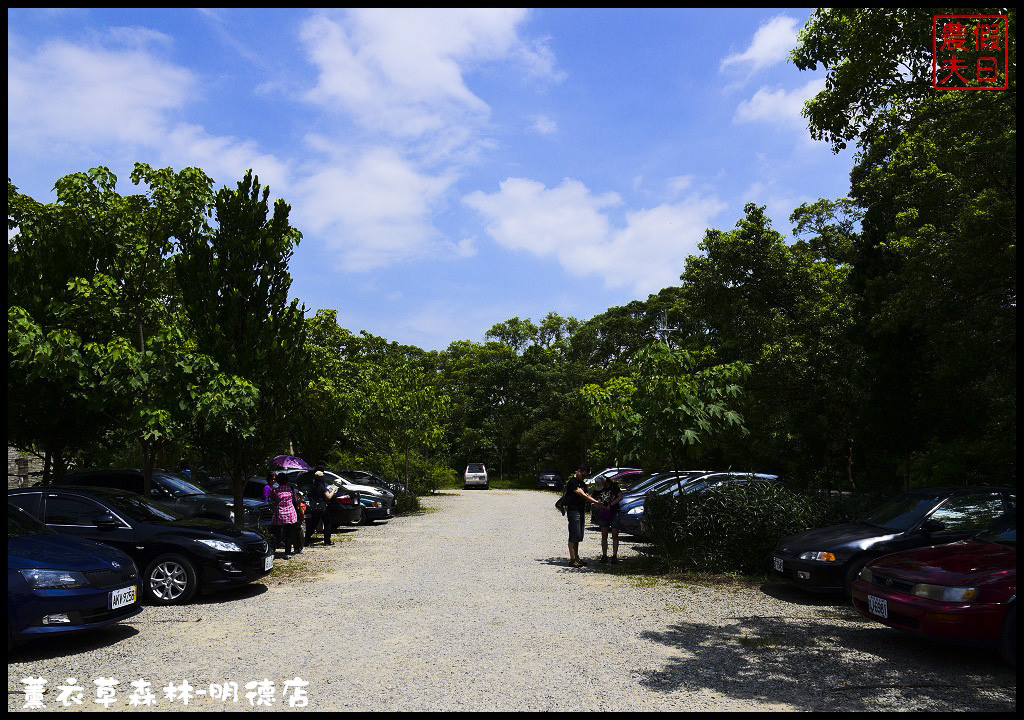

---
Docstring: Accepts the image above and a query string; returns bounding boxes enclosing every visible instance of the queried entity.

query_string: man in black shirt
[564,464,601,568]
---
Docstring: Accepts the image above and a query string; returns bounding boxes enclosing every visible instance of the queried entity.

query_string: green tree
[581,341,749,470]
[677,203,862,484]
[174,170,308,520]
[794,8,1016,488]
[8,165,249,492]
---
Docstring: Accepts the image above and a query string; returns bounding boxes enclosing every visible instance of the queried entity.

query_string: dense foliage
[7,9,1015,515]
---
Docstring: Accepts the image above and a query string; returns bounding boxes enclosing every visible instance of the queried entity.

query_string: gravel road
[8,489,1017,712]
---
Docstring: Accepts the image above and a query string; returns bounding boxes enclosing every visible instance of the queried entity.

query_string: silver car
[464,463,488,489]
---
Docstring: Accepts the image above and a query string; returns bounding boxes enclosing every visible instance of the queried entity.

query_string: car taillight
[336,495,353,504]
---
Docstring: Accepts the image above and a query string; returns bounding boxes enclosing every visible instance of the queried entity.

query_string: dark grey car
[772,486,1016,596]
[57,469,273,532]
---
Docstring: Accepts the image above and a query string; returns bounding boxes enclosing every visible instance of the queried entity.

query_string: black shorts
[567,509,585,543]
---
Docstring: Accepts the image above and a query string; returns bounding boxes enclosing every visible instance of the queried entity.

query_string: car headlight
[911,584,978,602]
[195,539,244,553]
[859,567,874,583]
[798,551,837,562]
[20,569,90,589]
[626,506,643,515]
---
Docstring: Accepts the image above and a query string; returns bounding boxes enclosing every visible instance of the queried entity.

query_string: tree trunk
[846,437,856,491]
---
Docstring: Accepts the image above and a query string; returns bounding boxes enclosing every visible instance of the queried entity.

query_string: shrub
[393,490,421,514]
[644,482,823,574]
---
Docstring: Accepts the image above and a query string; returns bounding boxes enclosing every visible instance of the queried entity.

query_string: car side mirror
[93,513,120,530]
[920,518,945,533]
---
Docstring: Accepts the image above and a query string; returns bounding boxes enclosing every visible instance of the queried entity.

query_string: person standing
[564,464,601,568]
[595,474,624,563]
[269,473,301,559]
[304,467,336,547]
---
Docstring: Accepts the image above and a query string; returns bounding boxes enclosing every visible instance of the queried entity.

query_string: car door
[40,492,137,555]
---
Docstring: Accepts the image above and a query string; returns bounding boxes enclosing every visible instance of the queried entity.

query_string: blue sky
[8,8,855,352]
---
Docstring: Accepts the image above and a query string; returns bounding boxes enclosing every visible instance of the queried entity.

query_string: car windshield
[857,493,943,531]
[8,503,53,538]
[975,514,1016,546]
[467,464,485,473]
[103,493,182,522]
[158,472,210,497]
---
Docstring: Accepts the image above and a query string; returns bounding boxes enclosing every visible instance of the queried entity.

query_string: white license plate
[264,554,274,571]
[773,556,783,572]
[868,595,888,619]
[110,585,137,610]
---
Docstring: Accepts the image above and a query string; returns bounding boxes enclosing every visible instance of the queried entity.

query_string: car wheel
[843,556,870,598]
[1000,604,1016,669]
[145,554,199,605]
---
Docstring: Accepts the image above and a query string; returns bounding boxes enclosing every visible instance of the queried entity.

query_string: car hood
[776,522,901,553]
[9,534,134,570]
[868,541,1017,585]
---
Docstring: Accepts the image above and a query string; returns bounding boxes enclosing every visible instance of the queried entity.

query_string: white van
[464,463,489,489]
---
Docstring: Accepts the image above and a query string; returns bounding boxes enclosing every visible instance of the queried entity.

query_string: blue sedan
[8,502,142,650]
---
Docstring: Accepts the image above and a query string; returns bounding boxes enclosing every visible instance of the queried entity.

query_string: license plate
[773,556,783,572]
[264,554,274,571]
[868,595,888,619]
[110,585,137,610]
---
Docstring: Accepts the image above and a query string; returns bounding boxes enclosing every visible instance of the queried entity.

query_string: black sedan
[9,502,143,649]
[8,487,274,605]
[772,486,1016,596]
[59,468,273,532]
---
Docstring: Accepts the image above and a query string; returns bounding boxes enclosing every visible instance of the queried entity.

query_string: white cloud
[300,8,543,142]
[529,114,558,135]
[733,78,825,128]
[7,32,291,194]
[720,15,800,76]
[292,146,458,271]
[464,177,725,295]
[8,36,192,149]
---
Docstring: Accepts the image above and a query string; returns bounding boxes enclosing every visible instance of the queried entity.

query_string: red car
[851,512,1016,667]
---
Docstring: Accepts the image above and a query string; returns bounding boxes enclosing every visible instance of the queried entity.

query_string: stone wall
[7,446,44,488]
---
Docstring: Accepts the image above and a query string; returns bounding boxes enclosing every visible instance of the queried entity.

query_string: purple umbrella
[270,455,311,470]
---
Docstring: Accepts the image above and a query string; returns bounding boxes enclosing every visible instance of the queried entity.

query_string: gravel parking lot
[8,489,1016,712]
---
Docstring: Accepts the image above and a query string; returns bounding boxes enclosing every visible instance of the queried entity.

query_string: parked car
[280,469,391,524]
[614,470,716,534]
[8,502,143,650]
[464,463,489,490]
[619,471,778,536]
[8,487,274,605]
[536,470,563,491]
[339,470,407,495]
[772,486,1016,596]
[608,468,646,491]
[851,511,1016,668]
[58,469,273,532]
[586,467,643,487]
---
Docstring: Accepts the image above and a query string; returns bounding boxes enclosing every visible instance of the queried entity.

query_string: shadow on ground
[635,608,1016,712]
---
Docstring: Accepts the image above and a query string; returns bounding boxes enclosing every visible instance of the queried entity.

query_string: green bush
[644,483,825,574]
[393,490,421,514]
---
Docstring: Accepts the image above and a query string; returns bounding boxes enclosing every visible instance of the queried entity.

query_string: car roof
[903,486,1013,496]
[11,485,136,498]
